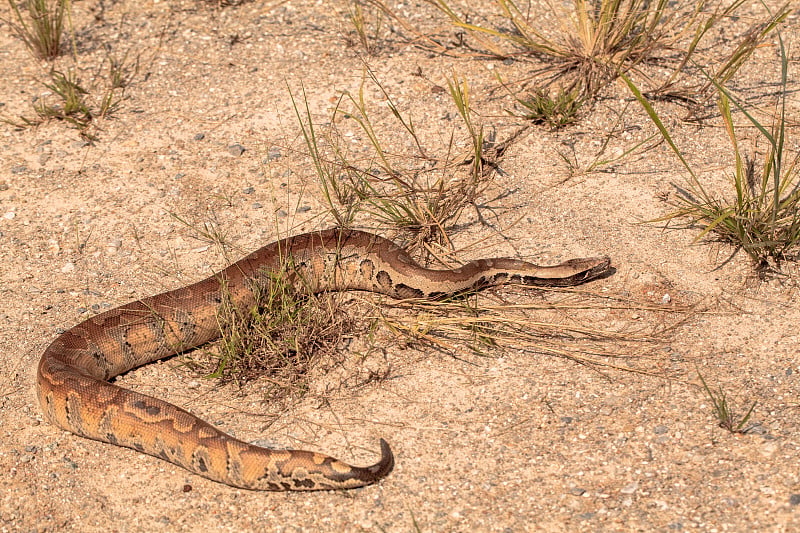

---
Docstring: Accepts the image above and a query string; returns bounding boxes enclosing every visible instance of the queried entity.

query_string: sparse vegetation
[6,0,69,60]
[293,70,505,258]
[512,86,584,129]
[698,370,757,434]
[5,52,136,141]
[623,28,800,271]
[207,259,353,400]
[430,0,702,98]
[408,0,789,107]
[377,286,689,374]
[345,0,385,55]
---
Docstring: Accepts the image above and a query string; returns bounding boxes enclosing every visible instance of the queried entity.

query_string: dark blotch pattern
[294,478,315,488]
[394,283,425,298]
[375,270,392,289]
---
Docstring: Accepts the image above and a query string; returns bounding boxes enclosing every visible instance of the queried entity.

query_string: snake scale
[37,228,611,491]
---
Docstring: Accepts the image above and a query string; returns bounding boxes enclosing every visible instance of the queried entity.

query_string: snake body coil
[37,229,610,491]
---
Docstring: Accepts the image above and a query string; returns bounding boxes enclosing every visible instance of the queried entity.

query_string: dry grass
[203,260,355,402]
[623,25,800,272]
[6,0,69,60]
[370,0,788,108]
[293,70,512,260]
[374,285,693,376]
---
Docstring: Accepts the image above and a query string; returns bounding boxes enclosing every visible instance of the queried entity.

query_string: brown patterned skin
[37,229,611,491]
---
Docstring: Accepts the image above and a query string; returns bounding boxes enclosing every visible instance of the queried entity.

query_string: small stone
[174,173,185,180]
[561,416,573,424]
[276,209,287,218]
[3,211,14,220]
[653,425,669,434]
[787,368,793,376]
[242,186,255,194]
[11,165,26,174]
[620,482,638,494]
[296,206,311,213]
[268,148,281,160]
[194,133,205,141]
[568,487,586,496]
[252,202,262,209]
[502,58,514,65]
[228,143,246,156]
[61,262,75,273]
[661,293,671,304]
[790,494,800,505]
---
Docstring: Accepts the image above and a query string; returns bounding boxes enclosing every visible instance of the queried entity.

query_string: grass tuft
[698,370,757,434]
[6,0,69,60]
[512,86,584,129]
[623,25,800,271]
[5,53,136,141]
[208,259,353,401]
[345,0,385,55]
[424,0,788,105]
[293,70,506,258]
[431,0,702,98]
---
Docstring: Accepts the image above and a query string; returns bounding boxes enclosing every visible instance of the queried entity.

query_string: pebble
[268,148,281,160]
[296,206,311,213]
[277,209,287,218]
[661,293,671,304]
[790,494,800,505]
[228,143,246,156]
[620,482,638,494]
[653,425,669,434]
[242,186,254,194]
[3,211,14,220]
[194,133,205,141]
[252,202,262,209]
[11,165,26,174]
[61,262,75,273]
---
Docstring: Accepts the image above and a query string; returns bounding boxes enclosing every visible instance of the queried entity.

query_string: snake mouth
[526,256,612,286]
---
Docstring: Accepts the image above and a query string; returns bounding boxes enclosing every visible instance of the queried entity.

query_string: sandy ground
[2,0,800,531]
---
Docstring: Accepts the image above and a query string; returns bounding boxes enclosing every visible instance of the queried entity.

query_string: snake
[36,228,611,491]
